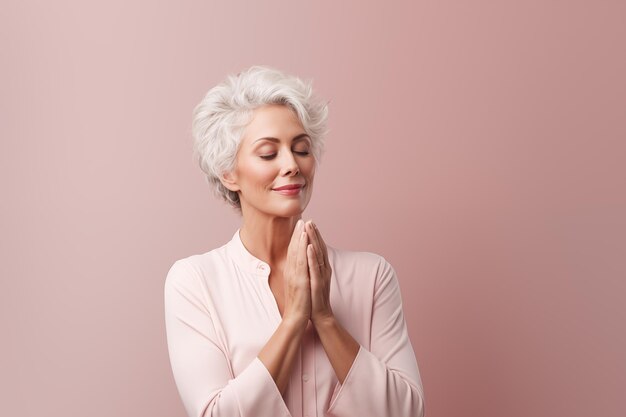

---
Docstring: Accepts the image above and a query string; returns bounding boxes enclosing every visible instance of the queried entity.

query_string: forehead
[241,104,306,146]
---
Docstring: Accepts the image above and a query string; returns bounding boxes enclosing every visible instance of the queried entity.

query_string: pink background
[2,1,625,416]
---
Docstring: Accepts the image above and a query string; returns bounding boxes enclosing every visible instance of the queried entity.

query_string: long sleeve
[326,257,426,417]
[164,259,292,417]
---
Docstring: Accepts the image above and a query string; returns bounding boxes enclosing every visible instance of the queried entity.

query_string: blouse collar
[226,228,271,276]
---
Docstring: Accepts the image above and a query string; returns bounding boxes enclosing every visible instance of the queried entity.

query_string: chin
[266,202,306,217]
[277,205,305,215]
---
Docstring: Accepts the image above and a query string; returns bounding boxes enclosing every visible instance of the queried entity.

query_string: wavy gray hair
[191,65,330,213]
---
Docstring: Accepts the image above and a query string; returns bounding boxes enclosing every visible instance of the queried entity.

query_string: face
[221,104,316,217]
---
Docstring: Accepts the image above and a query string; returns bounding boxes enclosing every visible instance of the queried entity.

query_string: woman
[164,65,425,417]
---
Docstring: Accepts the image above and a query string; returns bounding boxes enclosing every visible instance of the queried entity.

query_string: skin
[220,104,360,396]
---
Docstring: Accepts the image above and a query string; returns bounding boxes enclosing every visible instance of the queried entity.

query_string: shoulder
[329,244,390,269]
[328,244,394,286]
[164,244,229,290]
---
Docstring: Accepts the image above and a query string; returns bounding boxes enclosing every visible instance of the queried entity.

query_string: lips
[272,183,304,191]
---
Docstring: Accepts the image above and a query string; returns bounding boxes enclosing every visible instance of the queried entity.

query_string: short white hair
[191,65,330,213]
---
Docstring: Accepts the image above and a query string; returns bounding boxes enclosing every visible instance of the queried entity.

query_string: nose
[279,149,300,176]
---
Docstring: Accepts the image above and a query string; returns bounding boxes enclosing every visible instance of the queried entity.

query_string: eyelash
[260,151,310,160]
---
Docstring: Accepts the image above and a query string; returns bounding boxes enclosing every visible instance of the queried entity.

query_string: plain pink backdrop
[2,1,624,416]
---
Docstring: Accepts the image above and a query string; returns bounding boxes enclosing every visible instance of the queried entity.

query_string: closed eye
[260,151,309,160]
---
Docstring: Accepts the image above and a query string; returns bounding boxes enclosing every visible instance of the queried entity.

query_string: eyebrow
[253,133,310,144]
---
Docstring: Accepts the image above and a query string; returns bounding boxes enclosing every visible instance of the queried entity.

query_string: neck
[239,213,302,267]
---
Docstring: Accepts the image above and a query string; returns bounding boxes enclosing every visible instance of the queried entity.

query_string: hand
[304,220,334,326]
[282,219,312,327]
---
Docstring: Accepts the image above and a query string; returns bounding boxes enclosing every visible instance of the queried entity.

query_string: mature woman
[164,65,425,417]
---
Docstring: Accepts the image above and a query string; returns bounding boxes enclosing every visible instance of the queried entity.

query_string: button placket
[257,261,283,328]
[302,324,317,417]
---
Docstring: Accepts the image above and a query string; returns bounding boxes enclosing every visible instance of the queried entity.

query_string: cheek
[243,163,277,187]
[303,160,316,179]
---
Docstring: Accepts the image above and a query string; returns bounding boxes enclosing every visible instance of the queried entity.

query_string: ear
[219,170,240,192]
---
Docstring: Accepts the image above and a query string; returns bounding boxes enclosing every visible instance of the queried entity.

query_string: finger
[305,221,324,266]
[307,243,321,279]
[289,219,303,251]
[287,219,303,270]
[312,222,330,268]
[296,229,309,279]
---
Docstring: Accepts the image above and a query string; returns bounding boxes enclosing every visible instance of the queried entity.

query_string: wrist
[312,314,336,330]
[281,315,309,332]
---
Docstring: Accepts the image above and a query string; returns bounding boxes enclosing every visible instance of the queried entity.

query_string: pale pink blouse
[164,228,425,417]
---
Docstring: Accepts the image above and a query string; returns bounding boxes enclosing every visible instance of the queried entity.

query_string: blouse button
[302,373,309,382]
